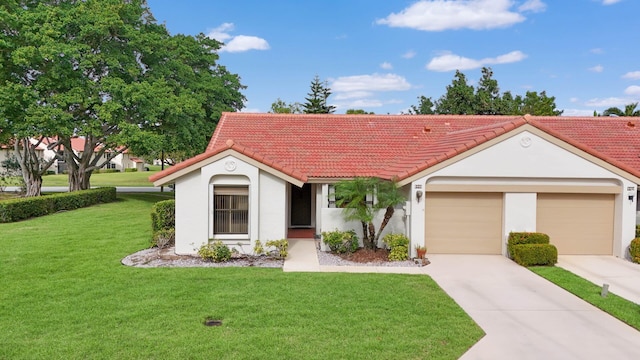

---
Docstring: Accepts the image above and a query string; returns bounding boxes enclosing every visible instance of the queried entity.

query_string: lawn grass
[530,266,640,331]
[42,170,158,187]
[0,193,482,359]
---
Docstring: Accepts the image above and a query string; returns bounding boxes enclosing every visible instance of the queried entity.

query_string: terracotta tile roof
[150,113,640,184]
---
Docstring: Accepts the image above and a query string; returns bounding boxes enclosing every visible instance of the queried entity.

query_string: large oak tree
[0,0,245,193]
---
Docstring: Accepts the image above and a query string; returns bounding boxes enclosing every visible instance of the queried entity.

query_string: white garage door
[425,192,503,254]
[537,193,614,255]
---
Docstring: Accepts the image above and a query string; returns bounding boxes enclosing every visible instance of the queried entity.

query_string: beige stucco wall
[409,130,637,258]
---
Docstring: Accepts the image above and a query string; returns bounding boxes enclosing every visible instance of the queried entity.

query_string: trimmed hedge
[151,200,175,233]
[629,238,640,264]
[508,232,550,257]
[0,187,117,223]
[512,244,558,266]
[150,200,175,247]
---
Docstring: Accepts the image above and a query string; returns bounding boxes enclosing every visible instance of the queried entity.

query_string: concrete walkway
[284,240,640,359]
[558,255,640,305]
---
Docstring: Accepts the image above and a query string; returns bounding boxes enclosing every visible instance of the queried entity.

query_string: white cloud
[518,0,547,13]
[376,0,537,31]
[336,99,384,109]
[333,91,375,100]
[222,35,270,53]
[624,85,640,96]
[380,62,393,70]
[602,0,622,5]
[330,73,412,110]
[570,97,579,103]
[563,108,597,116]
[590,48,604,54]
[589,65,604,73]
[206,23,270,53]
[207,23,234,41]
[584,97,628,107]
[402,50,416,59]
[622,71,640,80]
[426,50,527,72]
[331,73,412,92]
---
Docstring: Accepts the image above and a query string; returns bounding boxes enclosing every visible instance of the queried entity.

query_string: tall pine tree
[303,75,336,114]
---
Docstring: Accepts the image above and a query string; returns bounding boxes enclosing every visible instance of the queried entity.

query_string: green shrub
[124,168,138,172]
[150,200,175,233]
[0,187,116,223]
[153,229,175,249]
[96,169,120,174]
[265,239,288,259]
[512,244,557,266]
[507,232,550,257]
[636,226,640,238]
[383,233,409,248]
[198,241,231,262]
[383,233,409,261]
[629,238,640,264]
[253,239,265,255]
[388,245,409,261]
[322,229,359,254]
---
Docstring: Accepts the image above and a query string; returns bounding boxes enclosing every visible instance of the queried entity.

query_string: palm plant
[335,177,406,249]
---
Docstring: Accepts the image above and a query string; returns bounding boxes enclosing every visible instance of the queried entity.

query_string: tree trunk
[361,221,372,249]
[14,138,46,197]
[368,221,376,249]
[63,138,94,192]
[374,206,395,244]
[24,175,42,197]
[68,167,91,191]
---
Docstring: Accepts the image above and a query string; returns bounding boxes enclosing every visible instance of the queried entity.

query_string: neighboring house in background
[41,137,145,173]
[0,144,15,174]
[150,113,640,260]
[0,142,46,174]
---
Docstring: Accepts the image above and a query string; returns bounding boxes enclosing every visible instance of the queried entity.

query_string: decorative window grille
[213,187,249,234]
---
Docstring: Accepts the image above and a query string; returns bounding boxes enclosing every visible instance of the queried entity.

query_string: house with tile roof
[150,113,640,259]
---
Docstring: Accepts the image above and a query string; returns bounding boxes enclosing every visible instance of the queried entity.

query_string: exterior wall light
[416,190,423,202]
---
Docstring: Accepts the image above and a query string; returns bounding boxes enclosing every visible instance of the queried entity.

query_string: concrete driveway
[423,255,640,360]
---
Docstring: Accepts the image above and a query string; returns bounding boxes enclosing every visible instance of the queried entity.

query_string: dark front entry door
[290,183,312,227]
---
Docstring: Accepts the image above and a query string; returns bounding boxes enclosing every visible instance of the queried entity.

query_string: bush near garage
[635,225,640,238]
[511,244,558,266]
[507,232,550,258]
[0,187,116,223]
[629,238,640,264]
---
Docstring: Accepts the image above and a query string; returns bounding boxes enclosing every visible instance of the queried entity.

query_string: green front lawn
[530,266,640,331]
[42,170,158,187]
[0,193,482,359]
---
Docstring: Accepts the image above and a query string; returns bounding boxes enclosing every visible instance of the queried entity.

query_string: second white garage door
[425,192,503,254]
[537,193,614,255]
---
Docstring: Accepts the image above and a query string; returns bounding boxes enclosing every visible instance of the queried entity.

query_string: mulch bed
[338,248,391,263]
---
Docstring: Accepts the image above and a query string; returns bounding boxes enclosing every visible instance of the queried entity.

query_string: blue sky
[146,0,640,116]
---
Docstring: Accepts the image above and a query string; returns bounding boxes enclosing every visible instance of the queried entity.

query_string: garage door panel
[537,193,613,255]
[425,192,502,254]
